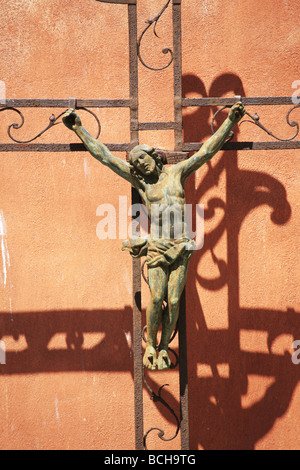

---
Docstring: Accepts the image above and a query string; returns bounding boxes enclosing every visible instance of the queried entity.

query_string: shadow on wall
[0,307,134,375]
[183,72,300,449]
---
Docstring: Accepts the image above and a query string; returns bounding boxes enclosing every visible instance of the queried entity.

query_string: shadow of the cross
[180,72,299,449]
[0,307,134,375]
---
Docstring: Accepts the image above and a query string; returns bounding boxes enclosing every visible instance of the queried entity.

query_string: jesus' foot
[143,345,157,370]
[157,349,171,370]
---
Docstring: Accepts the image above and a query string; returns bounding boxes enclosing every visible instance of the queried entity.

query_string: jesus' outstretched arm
[62,108,137,187]
[178,101,245,184]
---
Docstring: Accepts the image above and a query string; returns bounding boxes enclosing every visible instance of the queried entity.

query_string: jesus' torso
[136,165,190,239]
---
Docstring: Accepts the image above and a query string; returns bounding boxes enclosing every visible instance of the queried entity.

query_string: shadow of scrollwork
[0,308,133,375]
[182,72,299,450]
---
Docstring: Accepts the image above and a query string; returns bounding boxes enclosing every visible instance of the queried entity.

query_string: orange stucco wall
[0,0,299,450]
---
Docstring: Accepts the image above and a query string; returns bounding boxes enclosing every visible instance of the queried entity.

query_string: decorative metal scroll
[211,103,300,142]
[141,259,180,450]
[137,0,174,71]
[0,106,101,144]
[142,379,180,450]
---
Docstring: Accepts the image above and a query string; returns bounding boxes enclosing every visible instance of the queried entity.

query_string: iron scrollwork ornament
[0,107,101,144]
[137,0,174,71]
[211,103,300,141]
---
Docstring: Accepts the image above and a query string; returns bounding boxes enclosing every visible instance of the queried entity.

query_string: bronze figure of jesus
[63,102,245,370]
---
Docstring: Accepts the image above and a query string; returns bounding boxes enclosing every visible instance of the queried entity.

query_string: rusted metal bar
[182,141,300,152]
[131,189,143,451]
[2,97,298,150]
[97,0,136,4]
[1,141,299,154]
[0,143,131,152]
[172,0,190,451]
[173,0,183,152]
[164,151,189,163]
[128,5,138,149]
[178,289,189,450]
[3,96,295,109]
[2,99,131,108]
[128,1,144,451]
[138,121,178,130]
[126,150,188,163]
[182,96,296,107]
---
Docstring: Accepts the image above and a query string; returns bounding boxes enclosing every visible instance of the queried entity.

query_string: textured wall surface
[0,0,299,450]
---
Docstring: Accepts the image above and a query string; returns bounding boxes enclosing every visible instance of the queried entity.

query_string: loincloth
[121,237,195,269]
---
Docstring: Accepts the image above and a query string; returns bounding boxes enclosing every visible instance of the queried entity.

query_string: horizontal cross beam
[0,141,299,156]
[1,96,296,108]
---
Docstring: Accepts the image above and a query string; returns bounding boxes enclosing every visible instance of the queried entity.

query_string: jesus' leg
[143,265,168,370]
[158,256,190,370]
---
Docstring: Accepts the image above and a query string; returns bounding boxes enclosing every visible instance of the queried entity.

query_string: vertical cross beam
[128,2,144,451]
[173,0,183,153]
[172,0,190,451]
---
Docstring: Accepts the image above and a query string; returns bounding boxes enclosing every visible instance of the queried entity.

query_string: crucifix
[62,102,245,371]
